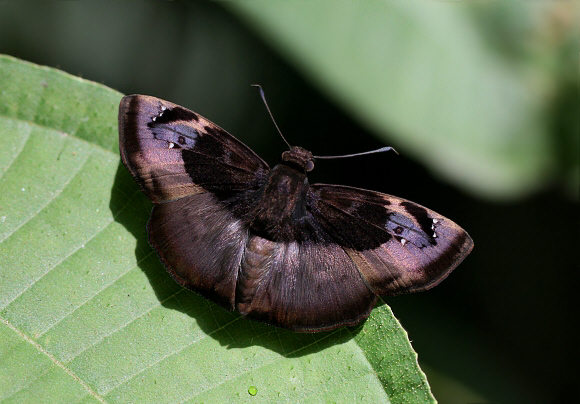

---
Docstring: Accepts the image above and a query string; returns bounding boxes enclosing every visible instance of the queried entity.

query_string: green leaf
[0,55,435,403]
[227,1,575,200]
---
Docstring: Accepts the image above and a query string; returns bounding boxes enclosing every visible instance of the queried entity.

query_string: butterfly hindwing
[148,193,248,310]
[237,237,377,332]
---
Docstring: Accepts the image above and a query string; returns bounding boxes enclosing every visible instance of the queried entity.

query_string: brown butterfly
[118,93,473,332]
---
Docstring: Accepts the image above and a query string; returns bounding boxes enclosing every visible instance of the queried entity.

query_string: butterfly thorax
[249,147,319,242]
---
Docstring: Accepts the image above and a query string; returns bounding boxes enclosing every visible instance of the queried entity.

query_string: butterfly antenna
[251,84,292,149]
[313,146,398,159]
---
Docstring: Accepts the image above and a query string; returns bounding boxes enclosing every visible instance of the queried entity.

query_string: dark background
[1,1,577,402]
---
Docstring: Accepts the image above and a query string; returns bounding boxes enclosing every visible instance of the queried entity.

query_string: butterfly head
[281,146,314,173]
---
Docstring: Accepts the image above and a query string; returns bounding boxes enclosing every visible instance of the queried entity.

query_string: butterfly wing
[235,182,472,332]
[236,236,378,332]
[308,184,474,296]
[119,95,269,204]
[119,95,269,309]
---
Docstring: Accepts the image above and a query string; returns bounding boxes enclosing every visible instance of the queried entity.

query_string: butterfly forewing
[119,94,473,333]
[119,95,269,203]
[308,184,473,296]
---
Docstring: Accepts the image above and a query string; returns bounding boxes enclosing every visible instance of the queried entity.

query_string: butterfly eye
[306,160,314,172]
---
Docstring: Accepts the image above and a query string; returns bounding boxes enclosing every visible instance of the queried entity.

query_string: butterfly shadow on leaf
[109,162,362,356]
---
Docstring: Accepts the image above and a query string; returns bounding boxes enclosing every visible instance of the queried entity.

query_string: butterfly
[118,93,473,332]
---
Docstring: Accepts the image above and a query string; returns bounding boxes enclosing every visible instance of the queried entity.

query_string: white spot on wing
[432,218,439,237]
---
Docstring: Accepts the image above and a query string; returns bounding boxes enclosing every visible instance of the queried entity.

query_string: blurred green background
[0,1,577,402]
